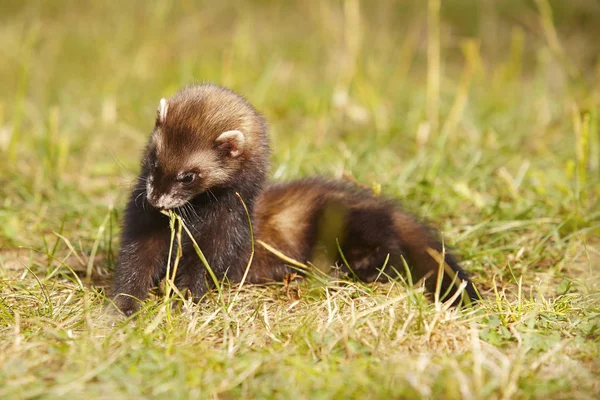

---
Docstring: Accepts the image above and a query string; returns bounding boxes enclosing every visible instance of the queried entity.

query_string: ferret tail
[392,211,480,307]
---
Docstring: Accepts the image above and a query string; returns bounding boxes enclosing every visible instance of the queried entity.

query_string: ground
[0,1,599,399]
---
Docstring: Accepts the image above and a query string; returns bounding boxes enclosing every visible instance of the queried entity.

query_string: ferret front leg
[173,255,209,303]
[113,238,167,316]
[112,184,169,316]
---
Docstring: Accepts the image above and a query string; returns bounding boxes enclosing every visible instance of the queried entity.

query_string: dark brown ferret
[112,83,478,315]
[113,83,270,315]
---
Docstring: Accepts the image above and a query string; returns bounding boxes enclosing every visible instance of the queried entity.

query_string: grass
[1,0,599,398]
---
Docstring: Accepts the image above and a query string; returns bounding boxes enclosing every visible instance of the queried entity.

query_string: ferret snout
[154,196,179,210]
[145,180,183,210]
[147,191,183,210]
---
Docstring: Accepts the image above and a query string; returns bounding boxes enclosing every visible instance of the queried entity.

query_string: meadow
[0,1,599,398]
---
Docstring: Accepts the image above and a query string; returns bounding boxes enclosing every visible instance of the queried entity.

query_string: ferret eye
[177,172,196,184]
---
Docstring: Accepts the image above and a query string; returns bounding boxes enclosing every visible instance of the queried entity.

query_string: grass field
[1,1,599,398]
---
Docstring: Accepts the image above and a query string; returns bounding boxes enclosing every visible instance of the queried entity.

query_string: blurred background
[0,1,598,267]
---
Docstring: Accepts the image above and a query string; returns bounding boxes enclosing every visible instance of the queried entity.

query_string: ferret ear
[156,98,168,126]
[215,130,245,158]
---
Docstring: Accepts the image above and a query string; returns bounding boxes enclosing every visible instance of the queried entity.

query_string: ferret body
[113,83,478,315]
[250,179,478,304]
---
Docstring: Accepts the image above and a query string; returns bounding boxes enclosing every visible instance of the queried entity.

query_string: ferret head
[143,84,268,210]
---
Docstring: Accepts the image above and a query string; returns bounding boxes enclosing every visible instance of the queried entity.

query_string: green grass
[1,0,599,398]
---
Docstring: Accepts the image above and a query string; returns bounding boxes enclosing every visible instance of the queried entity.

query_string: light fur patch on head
[216,130,245,157]
[157,98,169,125]
[184,150,231,185]
[184,150,214,172]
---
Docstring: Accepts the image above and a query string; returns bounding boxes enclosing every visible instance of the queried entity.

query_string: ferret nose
[146,183,166,210]
[146,192,162,209]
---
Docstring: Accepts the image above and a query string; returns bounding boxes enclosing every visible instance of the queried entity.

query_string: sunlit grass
[1,1,599,398]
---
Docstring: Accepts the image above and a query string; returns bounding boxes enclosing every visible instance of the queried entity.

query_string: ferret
[112,84,270,315]
[112,83,478,315]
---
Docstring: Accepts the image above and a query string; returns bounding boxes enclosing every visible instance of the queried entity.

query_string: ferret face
[144,129,245,209]
[142,85,258,210]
